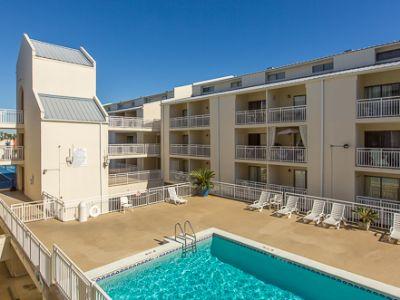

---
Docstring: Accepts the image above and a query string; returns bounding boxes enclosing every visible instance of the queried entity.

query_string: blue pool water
[98,235,391,300]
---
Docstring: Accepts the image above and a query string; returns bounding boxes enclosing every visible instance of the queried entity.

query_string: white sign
[72,148,87,167]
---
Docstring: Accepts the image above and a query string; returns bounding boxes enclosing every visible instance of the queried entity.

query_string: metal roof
[39,94,106,123]
[31,39,93,66]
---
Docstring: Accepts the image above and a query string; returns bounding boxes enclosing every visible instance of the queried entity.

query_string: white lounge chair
[167,187,187,205]
[389,213,400,243]
[303,200,325,224]
[247,191,271,211]
[274,195,299,218]
[120,196,132,213]
[322,203,346,229]
[268,194,283,209]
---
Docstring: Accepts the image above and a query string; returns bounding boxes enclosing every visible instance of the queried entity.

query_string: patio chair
[389,213,400,243]
[268,194,283,209]
[247,191,271,212]
[120,196,132,213]
[273,195,299,218]
[302,200,325,224]
[167,187,187,205]
[322,203,346,229]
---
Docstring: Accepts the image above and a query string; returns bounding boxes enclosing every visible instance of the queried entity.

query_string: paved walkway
[28,195,400,287]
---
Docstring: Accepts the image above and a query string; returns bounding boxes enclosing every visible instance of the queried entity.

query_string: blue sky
[1,0,400,108]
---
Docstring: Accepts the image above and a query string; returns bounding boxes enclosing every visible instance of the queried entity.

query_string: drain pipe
[320,79,325,197]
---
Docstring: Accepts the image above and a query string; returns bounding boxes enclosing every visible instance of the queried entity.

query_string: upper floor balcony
[170,114,210,129]
[169,170,190,183]
[235,109,266,126]
[170,144,210,158]
[109,116,160,131]
[268,146,307,163]
[108,169,162,186]
[0,109,24,129]
[0,146,24,164]
[235,145,267,161]
[356,148,400,169]
[108,144,160,157]
[356,96,400,119]
[267,105,307,124]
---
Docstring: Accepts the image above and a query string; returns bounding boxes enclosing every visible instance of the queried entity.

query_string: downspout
[217,97,221,181]
[320,79,325,197]
[99,123,104,208]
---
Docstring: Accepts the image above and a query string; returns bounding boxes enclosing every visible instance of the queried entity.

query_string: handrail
[184,220,197,242]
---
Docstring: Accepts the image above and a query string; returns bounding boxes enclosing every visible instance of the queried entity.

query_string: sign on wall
[72,148,88,167]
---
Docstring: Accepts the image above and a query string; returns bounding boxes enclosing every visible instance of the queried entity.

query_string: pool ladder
[174,220,197,256]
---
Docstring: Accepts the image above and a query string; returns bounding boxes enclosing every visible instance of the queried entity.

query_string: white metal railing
[356,148,400,169]
[0,146,24,161]
[108,170,162,186]
[235,109,266,125]
[268,105,306,123]
[210,181,283,204]
[0,109,24,124]
[109,163,138,174]
[266,183,307,195]
[170,114,210,128]
[286,192,400,230]
[108,144,160,156]
[169,170,190,182]
[356,96,400,118]
[235,145,267,161]
[355,196,400,212]
[109,116,160,130]
[268,146,307,163]
[11,200,56,222]
[235,179,267,189]
[170,144,211,157]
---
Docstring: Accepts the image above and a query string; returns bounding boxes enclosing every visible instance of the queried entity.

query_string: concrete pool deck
[27,195,400,287]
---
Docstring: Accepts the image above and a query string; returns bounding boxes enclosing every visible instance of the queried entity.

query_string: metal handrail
[184,220,197,243]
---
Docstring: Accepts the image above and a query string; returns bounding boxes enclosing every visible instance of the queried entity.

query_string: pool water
[98,235,390,300]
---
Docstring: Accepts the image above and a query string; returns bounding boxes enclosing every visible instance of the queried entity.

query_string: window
[293,95,306,106]
[248,134,261,146]
[248,166,267,183]
[267,72,285,82]
[248,100,266,110]
[231,80,242,88]
[365,131,400,148]
[312,62,333,73]
[376,48,400,62]
[364,83,400,99]
[365,176,400,201]
[294,170,307,189]
[202,86,215,94]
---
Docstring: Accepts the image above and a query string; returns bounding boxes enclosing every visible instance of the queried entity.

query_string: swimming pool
[96,230,395,300]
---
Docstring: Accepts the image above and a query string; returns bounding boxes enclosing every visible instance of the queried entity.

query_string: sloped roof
[31,39,93,66]
[39,94,106,123]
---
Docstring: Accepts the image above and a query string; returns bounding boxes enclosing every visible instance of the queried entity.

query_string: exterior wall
[142,101,161,120]
[41,121,108,202]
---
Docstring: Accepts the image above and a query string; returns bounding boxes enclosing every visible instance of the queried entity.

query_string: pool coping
[86,227,400,299]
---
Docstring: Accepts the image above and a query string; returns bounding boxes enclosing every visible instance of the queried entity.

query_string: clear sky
[1,0,400,108]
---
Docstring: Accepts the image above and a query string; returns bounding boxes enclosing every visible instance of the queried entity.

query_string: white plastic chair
[167,187,187,205]
[322,203,346,229]
[247,191,271,212]
[303,200,325,224]
[274,195,299,218]
[389,213,400,243]
[120,196,132,213]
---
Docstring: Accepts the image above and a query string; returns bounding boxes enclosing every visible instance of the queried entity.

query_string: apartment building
[104,92,171,193]
[162,42,400,203]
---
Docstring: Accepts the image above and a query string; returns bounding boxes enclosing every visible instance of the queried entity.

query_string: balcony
[169,170,190,183]
[235,179,267,189]
[266,183,307,195]
[0,109,24,129]
[109,116,160,130]
[235,109,266,125]
[170,144,210,157]
[268,147,307,163]
[356,96,400,119]
[235,145,267,161]
[0,146,24,163]
[109,163,138,174]
[268,105,306,124]
[108,144,160,157]
[356,148,400,169]
[170,114,210,129]
[108,170,162,186]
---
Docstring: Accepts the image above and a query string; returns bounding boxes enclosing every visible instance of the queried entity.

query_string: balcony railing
[268,146,307,163]
[356,148,400,169]
[169,170,190,183]
[356,96,400,118]
[266,183,307,195]
[355,196,400,211]
[235,109,266,125]
[109,116,160,130]
[235,179,267,189]
[268,105,306,123]
[108,144,160,156]
[108,170,162,186]
[170,144,210,157]
[235,145,267,161]
[0,146,24,161]
[0,109,24,124]
[170,114,210,128]
[109,164,138,174]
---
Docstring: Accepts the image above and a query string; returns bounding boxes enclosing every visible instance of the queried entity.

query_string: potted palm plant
[190,168,215,197]
[353,207,379,231]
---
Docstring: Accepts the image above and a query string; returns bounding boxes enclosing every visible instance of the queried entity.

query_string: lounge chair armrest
[306,210,311,215]
[390,226,394,233]
[325,214,331,219]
